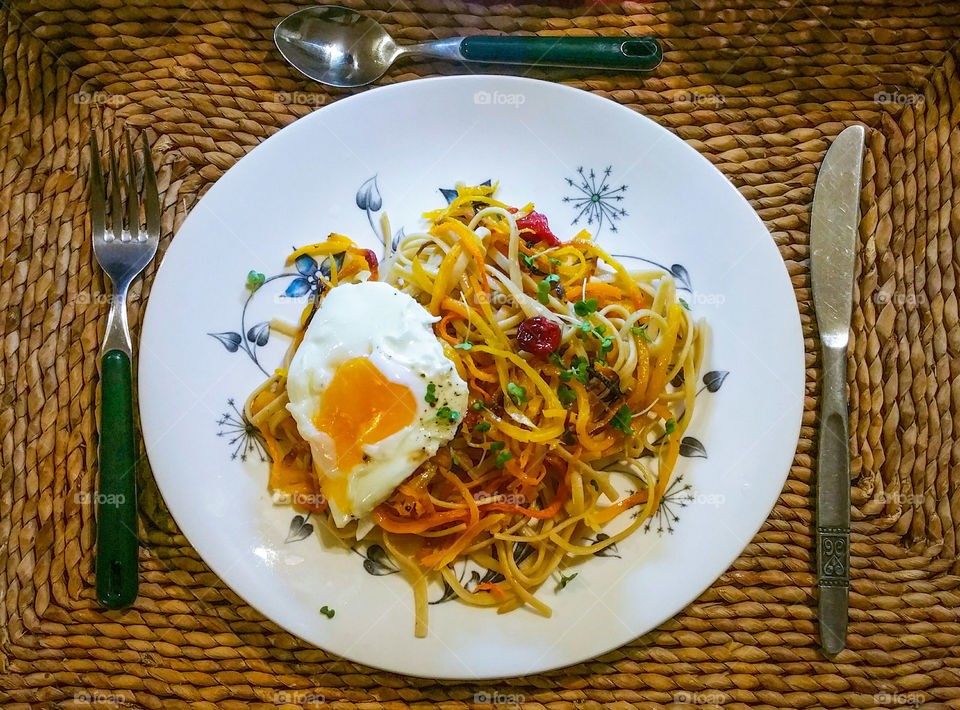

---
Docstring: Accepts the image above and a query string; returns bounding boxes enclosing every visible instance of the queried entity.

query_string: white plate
[139,76,803,679]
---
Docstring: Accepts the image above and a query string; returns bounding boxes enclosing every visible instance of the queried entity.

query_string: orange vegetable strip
[372,508,469,534]
[475,582,507,600]
[644,304,682,405]
[593,490,648,526]
[440,468,479,526]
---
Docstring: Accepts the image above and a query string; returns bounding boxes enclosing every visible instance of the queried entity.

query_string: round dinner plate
[139,76,804,679]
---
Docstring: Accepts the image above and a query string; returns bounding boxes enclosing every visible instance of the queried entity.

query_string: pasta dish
[244,184,704,636]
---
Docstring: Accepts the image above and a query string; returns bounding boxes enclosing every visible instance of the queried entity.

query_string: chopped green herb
[436,406,459,422]
[424,383,437,405]
[574,298,598,316]
[679,297,691,310]
[665,418,676,435]
[453,342,473,350]
[556,571,578,591]
[557,384,577,406]
[495,450,513,468]
[506,381,528,405]
[246,270,265,291]
[319,606,335,619]
[631,324,653,342]
[489,441,505,453]
[474,421,491,433]
[610,405,633,434]
[471,400,486,411]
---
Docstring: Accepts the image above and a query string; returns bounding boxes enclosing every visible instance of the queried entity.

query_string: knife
[810,124,864,655]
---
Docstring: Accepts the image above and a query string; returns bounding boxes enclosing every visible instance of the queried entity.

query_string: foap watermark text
[474,90,526,108]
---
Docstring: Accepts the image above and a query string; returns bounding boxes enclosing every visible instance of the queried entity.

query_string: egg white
[286,281,469,527]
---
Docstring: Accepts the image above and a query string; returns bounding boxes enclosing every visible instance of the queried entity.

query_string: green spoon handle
[458,36,662,71]
[96,349,139,609]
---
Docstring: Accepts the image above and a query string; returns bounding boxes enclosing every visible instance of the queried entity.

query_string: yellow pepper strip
[569,380,615,452]
[286,233,354,264]
[627,336,651,409]
[438,220,490,297]
[429,243,463,315]
[652,432,681,514]
[644,304,682,406]
[410,258,436,293]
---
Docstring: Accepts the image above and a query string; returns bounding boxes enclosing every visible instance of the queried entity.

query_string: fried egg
[286,280,469,527]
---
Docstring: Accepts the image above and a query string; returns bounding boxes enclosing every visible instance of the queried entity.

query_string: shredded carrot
[583,282,623,304]
[475,582,507,600]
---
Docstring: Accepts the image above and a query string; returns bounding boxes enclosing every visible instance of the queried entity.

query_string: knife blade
[810,124,864,656]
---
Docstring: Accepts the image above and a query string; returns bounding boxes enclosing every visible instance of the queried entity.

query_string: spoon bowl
[275,6,400,87]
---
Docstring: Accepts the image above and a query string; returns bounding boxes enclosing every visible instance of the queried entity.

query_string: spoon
[275,6,662,88]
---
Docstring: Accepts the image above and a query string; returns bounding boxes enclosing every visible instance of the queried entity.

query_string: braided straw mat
[2,0,960,706]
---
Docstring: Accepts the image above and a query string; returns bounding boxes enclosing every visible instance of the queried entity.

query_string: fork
[88,129,160,609]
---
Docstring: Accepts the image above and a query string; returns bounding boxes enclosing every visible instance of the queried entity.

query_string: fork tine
[108,140,123,241]
[141,132,161,242]
[124,130,140,241]
[89,132,106,240]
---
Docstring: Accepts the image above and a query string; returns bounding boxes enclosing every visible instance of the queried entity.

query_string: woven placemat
[3,0,960,706]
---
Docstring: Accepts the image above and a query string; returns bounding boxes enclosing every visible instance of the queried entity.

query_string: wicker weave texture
[1,0,960,707]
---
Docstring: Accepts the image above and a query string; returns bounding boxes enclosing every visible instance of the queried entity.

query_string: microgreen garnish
[610,405,633,434]
[319,606,335,619]
[549,257,561,266]
[549,352,564,367]
[471,401,486,411]
[559,356,589,385]
[506,381,528,405]
[489,441,505,453]
[537,281,550,305]
[574,298,598,316]
[679,297,691,310]
[600,336,615,355]
[474,421,491,433]
[520,253,537,270]
[556,571,578,591]
[425,383,437,405]
[631,324,653,342]
[495,450,513,468]
[557,385,577,407]
[454,342,473,350]
[536,274,560,305]
[246,270,265,291]
[665,418,676,435]
[436,406,459,422]
[577,322,592,338]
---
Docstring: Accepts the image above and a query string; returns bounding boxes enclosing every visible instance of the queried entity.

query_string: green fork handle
[459,36,662,71]
[96,349,139,609]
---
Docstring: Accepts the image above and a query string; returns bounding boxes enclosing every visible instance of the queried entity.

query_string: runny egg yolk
[313,357,418,512]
